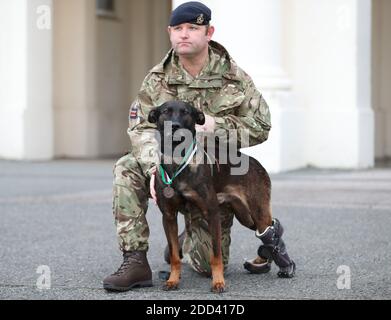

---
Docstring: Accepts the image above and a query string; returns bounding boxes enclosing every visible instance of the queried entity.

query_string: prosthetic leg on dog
[256,218,296,278]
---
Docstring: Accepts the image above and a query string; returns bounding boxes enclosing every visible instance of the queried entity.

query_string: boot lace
[112,252,142,276]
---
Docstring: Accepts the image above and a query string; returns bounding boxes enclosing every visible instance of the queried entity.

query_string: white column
[0,0,53,160]
[287,0,374,169]
[172,0,303,172]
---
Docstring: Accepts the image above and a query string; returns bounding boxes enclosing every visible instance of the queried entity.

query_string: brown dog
[148,101,295,293]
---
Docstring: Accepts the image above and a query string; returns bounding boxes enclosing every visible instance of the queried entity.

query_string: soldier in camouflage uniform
[103,2,280,292]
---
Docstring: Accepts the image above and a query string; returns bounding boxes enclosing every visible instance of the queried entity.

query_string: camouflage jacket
[127,40,271,178]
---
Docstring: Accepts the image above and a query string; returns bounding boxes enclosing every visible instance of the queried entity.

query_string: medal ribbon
[160,140,198,185]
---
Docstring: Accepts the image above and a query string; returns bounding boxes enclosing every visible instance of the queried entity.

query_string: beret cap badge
[196,14,204,25]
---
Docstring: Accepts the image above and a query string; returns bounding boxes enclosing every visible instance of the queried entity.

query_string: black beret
[169,1,211,27]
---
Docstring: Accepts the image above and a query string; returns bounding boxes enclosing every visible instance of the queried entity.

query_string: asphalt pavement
[0,159,390,300]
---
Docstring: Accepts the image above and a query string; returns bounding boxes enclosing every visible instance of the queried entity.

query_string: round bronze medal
[163,186,175,198]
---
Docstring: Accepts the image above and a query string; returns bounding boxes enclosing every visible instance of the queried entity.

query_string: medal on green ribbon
[160,140,197,198]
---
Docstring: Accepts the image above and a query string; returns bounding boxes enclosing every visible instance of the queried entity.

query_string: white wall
[0,0,27,159]
[0,0,53,160]
[0,0,377,167]
[26,0,54,159]
[173,0,374,171]
[173,0,305,173]
[283,0,374,168]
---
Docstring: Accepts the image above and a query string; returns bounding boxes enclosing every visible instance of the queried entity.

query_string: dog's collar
[159,140,198,185]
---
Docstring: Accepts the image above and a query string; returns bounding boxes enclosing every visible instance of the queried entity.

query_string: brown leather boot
[103,251,153,292]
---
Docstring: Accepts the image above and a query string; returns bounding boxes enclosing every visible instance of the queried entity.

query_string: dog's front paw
[211,281,225,294]
[163,280,179,291]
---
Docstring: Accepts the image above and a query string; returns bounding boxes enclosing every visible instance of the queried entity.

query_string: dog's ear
[148,108,160,124]
[187,102,206,125]
[196,110,205,125]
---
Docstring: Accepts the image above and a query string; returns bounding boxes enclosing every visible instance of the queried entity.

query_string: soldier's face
[168,23,214,58]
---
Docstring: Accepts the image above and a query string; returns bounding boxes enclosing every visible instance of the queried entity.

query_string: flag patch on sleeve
[129,105,138,119]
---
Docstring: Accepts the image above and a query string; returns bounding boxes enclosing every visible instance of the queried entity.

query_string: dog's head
[148,101,205,138]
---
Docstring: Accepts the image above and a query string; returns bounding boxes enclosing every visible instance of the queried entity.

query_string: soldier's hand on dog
[195,114,215,132]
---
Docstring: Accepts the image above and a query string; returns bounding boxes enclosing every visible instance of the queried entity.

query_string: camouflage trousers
[113,152,234,275]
